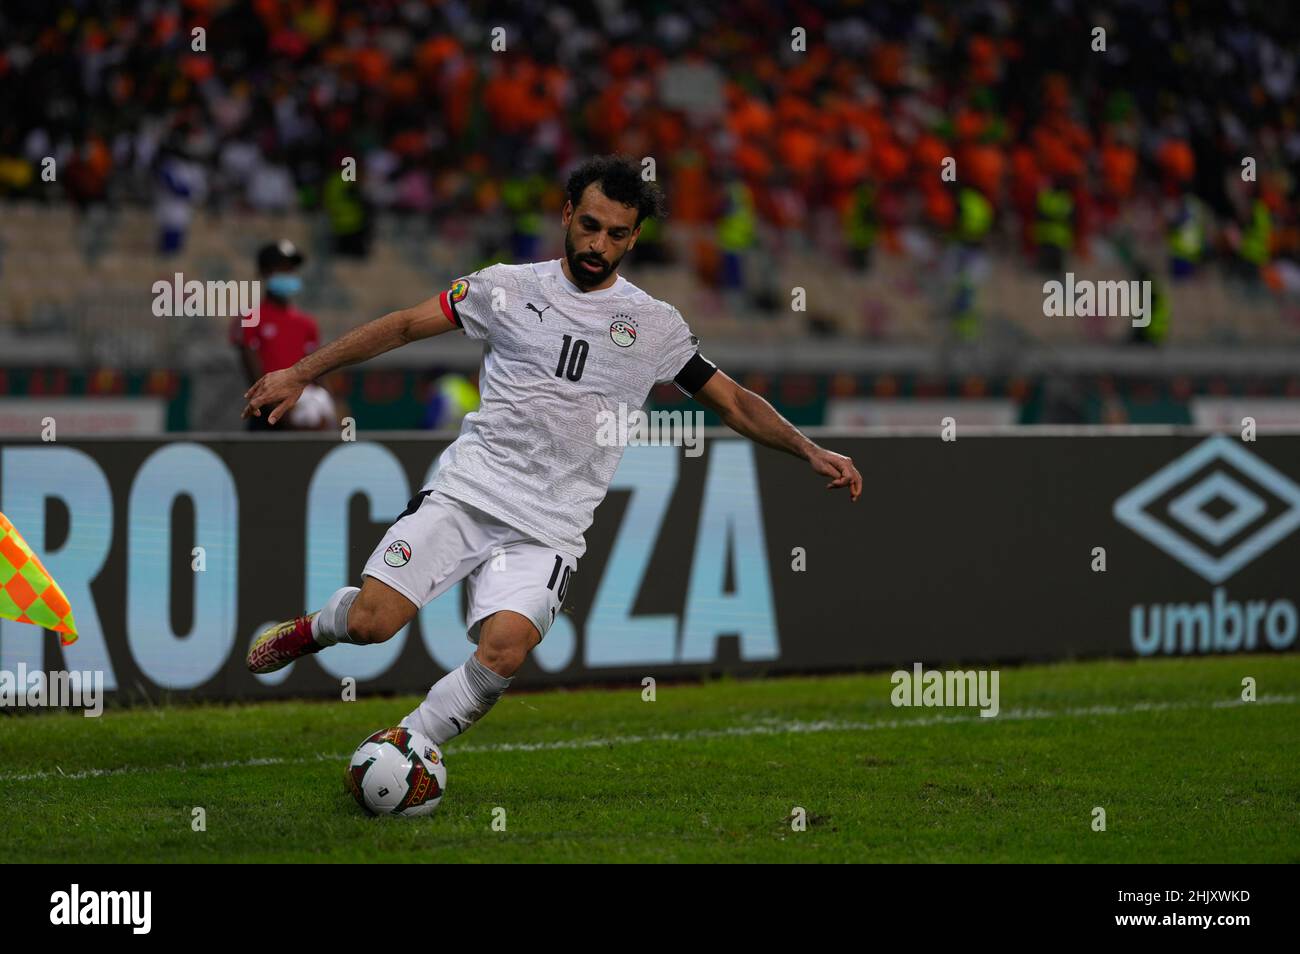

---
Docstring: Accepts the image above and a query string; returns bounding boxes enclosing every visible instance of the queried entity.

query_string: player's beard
[564,229,620,289]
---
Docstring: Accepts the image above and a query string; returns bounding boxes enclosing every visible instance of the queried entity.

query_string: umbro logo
[1113,436,1300,583]
[525,303,552,321]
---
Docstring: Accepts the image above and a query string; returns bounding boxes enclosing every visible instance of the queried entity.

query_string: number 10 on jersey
[555,334,589,382]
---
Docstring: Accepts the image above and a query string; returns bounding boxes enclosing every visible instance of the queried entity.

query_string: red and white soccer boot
[246,613,322,674]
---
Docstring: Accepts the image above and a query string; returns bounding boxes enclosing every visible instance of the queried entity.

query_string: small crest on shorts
[384,540,412,567]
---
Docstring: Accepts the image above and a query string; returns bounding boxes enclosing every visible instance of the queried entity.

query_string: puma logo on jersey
[525,303,552,321]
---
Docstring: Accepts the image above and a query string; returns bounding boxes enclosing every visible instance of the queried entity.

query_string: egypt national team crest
[384,540,412,567]
[610,315,637,347]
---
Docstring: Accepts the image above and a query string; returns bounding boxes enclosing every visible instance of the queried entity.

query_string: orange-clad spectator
[1009,145,1041,254]
[268,23,311,61]
[955,107,987,143]
[733,141,772,181]
[1157,139,1196,192]
[536,64,568,120]
[386,70,419,106]
[874,138,909,184]
[775,92,818,130]
[825,139,870,195]
[825,94,868,140]
[861,106,891,147]
[967,35,1001,86]
[784,46,831,97]
[64,136,111,208]
[440,55,477,139]
[962,142,1005,203]
[871,41,906,88]
[353,47,387,87]
[923,183,956,231]
[415,35,460,73]
[912,134,947,182]
[1060,117,1093,156]
[1034,126,1084,180]
[604,44,638,79]
[648,110,686,155]
[587,82,631,148]
[389,129,426,158]
[151,7,181,44]
[751,54,781,90]
[180,53,214,82]
[727,90,773,141]
[776,124,821,182]
[671,153,711,224]
[1042,73,1072,112]
[483,60,563,134]
[1100,139,1137,200]
[252,0,283,27]
[483,63,529,134]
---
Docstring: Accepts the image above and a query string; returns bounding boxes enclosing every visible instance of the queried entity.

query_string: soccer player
[242,155,861,746]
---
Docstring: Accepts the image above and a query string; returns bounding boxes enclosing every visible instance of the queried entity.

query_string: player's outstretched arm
[241,293,457,424]
[692,369,862,501]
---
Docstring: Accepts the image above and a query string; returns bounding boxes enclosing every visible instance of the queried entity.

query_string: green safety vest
[958,188,993,243]
[637,215,662,243]
[845,184,877,248]
[1143,281,1170,343]
[502,176,544,236]
[1240,200,1271,266]
[1167,200,1205,261]
[323,176,365,235]
[718,183,756,251]
[1033,188,1073,249]
[439,374,481,414]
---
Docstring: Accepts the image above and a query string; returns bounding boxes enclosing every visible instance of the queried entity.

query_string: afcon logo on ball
[384,540,412,567]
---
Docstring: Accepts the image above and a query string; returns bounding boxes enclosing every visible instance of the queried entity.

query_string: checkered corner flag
[0,511,78,644]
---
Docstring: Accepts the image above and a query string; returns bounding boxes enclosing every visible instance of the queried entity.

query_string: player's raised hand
[242,367,307,425]
[808,446,862,501]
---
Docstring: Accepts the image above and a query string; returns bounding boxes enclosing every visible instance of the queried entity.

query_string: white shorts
[362,488,578,643]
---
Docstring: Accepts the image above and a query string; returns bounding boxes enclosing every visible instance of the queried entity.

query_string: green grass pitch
[1,655,1297,863]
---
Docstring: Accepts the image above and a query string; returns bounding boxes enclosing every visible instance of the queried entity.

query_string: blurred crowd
[1,0,1298,305]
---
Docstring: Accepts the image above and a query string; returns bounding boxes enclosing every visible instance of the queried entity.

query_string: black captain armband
[673,352,718,396]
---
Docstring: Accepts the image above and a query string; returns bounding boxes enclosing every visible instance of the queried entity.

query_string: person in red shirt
[233,240,334,430]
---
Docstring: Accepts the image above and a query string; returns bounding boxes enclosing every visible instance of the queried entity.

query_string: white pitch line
[1,693,1294,784]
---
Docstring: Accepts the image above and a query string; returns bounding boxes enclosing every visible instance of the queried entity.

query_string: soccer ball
[346,726,447,817]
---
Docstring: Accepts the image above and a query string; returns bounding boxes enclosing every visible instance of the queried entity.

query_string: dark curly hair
[565,155,667,226]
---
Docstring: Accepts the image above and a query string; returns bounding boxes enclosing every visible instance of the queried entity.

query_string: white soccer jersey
[426,259,714,557]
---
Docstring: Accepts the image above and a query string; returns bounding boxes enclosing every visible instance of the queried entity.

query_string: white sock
[402,654,513,745]
[311,586,360,647]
